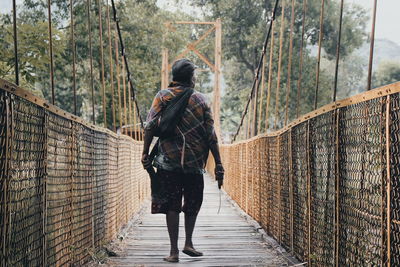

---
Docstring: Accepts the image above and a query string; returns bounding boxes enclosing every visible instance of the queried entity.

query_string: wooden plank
[96,174,298,266]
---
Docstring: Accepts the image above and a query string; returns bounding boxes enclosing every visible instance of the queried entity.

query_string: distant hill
[356,38,400,68]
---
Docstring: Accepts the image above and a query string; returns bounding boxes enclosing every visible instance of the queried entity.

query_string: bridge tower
[161,19,222,140]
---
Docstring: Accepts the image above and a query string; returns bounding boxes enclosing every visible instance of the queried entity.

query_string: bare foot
[163,251,179,262]
[164,255,179,262]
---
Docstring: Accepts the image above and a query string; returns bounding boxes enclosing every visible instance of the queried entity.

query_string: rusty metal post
[161,48,169,89]
[277,135,282,244]
[265,23,275,131]
[314,0,325,110]
[12,0,19,85]
[90,136,95,249]
[306,120,312,264]
[122,58,128,135]
[2,96,11,266]
[98,0,107,128]
[87,0,96,124]
[213,18,222,140]
[385,95,391,266]
[252,72,260,137]
[333,0,345,102]
[289,129,294,253]
[133,101,138,140]
[69,123,76,264]
[128,81,133,138]
[296,0,307,118]
[285,0,295,126]
[114,28,122,131]
[106,0,116,131]
[258,55,266,132]
[43,110,48,266]
[274,0,286,130]
[367,0,378,91]
[70,0,77,114]
[334,109,340,267]
[47,0,55,104]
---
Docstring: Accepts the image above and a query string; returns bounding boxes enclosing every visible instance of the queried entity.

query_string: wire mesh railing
[211,81,400,266]
[0,78,150,266]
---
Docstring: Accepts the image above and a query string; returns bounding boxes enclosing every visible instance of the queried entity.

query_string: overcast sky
[1,0,400,44]
[348,0,400,45]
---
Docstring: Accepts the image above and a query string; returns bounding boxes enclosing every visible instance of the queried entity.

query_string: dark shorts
[151,169,204,215]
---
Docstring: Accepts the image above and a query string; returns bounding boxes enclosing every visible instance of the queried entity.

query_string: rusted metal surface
[265,22,275,131]
[314,0,325,110]
[367,0,378,91]
[115,28,122,131]
[106,0,116,131]
[273,0,286,130]
[333,0,345,102]
[47,0,55,104]
[87,0,96,124]
[0,81,150,266]
[70,0,77,115]
[217,82,400,264]
[296,0,307,118]
[12,0,18,85]
[284,0,295,126]
[98,0,107,128]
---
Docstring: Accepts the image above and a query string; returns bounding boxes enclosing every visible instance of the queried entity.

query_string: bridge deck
[104,174,296,267]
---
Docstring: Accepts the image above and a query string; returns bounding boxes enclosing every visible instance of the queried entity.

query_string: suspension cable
[106,0,116,131]
[12,0,19,85]
[47,0,55,104]
[284,0,296,126]
[273,0,286,130]
[70,0,77,114]
[110,0,144,128]
[232,0,280,142]
[98,0,107,128]
[87,0,96,124]
[295,0,307,118]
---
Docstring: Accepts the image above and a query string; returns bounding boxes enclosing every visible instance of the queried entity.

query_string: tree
[373,60,400,88]
[186,0,369,137]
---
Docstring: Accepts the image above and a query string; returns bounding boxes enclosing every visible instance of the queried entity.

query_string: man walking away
[141,58,224,263]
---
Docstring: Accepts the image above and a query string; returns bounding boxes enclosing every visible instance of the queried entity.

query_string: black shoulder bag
[146,88,194,206]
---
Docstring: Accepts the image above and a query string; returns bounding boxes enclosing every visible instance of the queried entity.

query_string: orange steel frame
[161,19,222,140]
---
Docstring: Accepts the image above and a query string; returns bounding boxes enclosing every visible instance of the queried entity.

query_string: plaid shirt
[145,83,218,174]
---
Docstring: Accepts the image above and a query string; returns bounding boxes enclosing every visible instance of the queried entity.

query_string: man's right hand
[215,163,224,189]
[141,154,152,170]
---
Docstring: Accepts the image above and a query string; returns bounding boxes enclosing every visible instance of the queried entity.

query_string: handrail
[228,81,400,145]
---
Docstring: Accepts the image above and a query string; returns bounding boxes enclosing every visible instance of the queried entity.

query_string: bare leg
[183,213,203,256]
[164,211,179,262]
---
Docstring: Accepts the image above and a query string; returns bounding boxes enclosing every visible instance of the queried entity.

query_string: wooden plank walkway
[101,174,298,267]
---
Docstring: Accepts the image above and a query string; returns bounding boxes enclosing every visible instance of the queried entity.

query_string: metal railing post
[274,0,286,129]
[367,0,378,91]
[284,0,296,126]
[333,0,345,102]
[296,0,307,118]
[47,0,55,104]
[314,0,325,110]
[12,0,19,86]
[70,0,77,115]
[385,95,391,266]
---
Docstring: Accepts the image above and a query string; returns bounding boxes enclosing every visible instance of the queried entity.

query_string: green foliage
[0,0,199,129]
[373,61,400,88]
[187,0,370,138]
[1,0,390,140]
